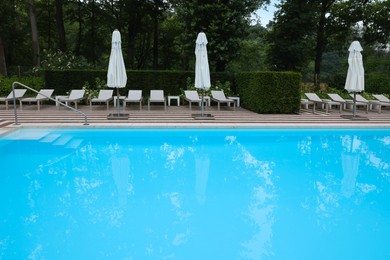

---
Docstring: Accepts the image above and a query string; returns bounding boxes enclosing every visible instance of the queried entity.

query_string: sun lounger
[20,89,54,111]
[304,93,342,113]
[352,94,381,113]
[328,93,368,113]
[184,90,202,110]
[57,89,85,109]
[148,90,166,111]
[372,94,390,113]
[373,94,390,103]
[123,90,143,110]
[300,99,315,113]
[211,90,235,111]
[90,89,114,110]
[0,89,27,110]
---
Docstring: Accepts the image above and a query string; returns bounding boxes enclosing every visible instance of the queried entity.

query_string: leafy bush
[180,77,235,97]
[82,77,107,99]
[35,50,94,72]
[0,75,44,96]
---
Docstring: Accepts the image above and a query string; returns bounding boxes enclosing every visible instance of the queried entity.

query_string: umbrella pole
[353,92,356,117]
[201,89,205,116]
[117,88,120,115]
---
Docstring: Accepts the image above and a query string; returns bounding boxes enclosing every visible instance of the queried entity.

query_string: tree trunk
[152,16,159,70]
[127,23,136,69]
[55,0,67,51]
[90,0,97,63]
[28,0,40,66]
[0,36,7,76]
[313,0,336,90]
[75,0,82,55]
[46,0,52,49]
[314,15,325,90]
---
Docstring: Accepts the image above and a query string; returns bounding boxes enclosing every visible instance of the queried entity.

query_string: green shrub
[0,75,44,96]
[179,77,234,98]
[82,77,107,99]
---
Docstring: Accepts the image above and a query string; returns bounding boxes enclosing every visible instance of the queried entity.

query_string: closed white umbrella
[107,29,127,116]
[195,32,210,116]
[345,41,364,117]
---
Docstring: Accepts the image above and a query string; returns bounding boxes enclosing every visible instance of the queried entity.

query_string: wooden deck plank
[1,104,390,127]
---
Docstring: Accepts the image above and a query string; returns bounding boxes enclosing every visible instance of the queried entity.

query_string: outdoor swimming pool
[0,128,389,259]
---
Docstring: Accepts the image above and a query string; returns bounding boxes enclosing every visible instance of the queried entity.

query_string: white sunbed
[0,89,27,110]
[328,93,368,113]
[57,89,85,109]
[373,94,390,103]
[90,89,114,110]
[184,90,202,110]
[372,94,390,113]
[20,89,54,111]
[352,93,381,113]
[305,93,343,113]
[211,90,235,111]
[300,98,315,113]
[123,90,143,110]
[148,90,166,111]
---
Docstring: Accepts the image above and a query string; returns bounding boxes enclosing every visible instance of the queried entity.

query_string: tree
[267,0,383,88]
[55,0,67,51]
[313,0,336,87]
[267,0,316,72]
[0,36,6,76]
[226,24,268,72]
[363,0,390,48]
[28,0,41,66]
[170,0,268,72]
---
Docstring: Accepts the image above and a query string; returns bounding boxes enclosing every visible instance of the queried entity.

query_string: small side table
[228,96,240,107]
[114,96,126,107]
[202,96,211,107]
[168,96,180,106]
[55,95,69,106]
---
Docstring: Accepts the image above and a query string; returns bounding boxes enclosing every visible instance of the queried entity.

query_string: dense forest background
[0,0,389,90]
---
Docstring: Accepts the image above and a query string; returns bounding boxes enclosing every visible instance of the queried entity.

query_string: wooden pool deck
[1,103,390,133]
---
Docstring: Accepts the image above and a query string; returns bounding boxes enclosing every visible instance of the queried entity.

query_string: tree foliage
[170,0,267,72]
[266,0,389,88]
[0,0,388,94]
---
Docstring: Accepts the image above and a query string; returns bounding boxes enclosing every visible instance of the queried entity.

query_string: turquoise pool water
[0,128,389,259]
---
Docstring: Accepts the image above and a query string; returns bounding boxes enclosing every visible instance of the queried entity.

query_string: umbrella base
[107,113,129,120]
[340,114,369,121]
[192,113,215,120]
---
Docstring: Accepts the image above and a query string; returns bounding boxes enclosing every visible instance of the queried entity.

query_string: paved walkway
[1,103,390,134]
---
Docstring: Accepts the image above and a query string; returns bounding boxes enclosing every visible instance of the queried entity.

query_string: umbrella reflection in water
[195,152,210,205]
[341,135,360,198]
[111,150,131,207]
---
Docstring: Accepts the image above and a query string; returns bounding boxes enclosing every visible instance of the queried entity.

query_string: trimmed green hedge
[44,70,233,95]
[236,71,301,113]
[3,71,301,114]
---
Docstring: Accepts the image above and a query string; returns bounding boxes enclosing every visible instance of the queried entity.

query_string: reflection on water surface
[0,128,389,259]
